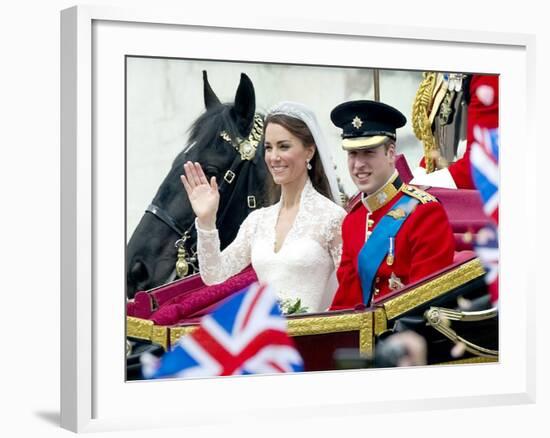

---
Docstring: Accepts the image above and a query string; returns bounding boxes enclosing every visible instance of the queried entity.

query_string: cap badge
[352,116,363,129]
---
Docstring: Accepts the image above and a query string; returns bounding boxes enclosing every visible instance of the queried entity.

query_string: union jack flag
[142,282,304,379]
[470,123,500,304]
[473,224,499,305]
[470,125,499,225]
[468,77,499,306]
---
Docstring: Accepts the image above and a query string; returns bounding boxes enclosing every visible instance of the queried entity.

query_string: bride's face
[264,122,314,186]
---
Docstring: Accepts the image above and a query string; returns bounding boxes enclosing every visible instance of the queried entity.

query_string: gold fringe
[412,72,438,173]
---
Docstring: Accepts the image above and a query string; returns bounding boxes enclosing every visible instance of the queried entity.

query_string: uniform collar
[362,171,403,213]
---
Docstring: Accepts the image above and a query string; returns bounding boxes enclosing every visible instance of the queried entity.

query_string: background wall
[126,57,424,236]
[0,1,547,437]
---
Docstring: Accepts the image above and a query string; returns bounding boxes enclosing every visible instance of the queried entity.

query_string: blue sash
[357,195,419,305]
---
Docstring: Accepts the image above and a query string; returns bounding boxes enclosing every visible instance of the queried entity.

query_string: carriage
[126,71,499,379]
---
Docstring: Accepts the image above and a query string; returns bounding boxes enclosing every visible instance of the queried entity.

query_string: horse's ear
[232,73,256,137]
[203,70,221,110]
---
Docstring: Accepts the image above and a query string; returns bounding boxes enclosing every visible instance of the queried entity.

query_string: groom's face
[347,144,396,194]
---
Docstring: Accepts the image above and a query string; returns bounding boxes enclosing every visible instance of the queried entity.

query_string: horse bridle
[144,114,264,279]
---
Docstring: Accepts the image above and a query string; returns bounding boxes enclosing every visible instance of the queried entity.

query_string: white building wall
[126,57,425,238]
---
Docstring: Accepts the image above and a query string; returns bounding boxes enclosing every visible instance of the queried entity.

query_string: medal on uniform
[388,272,404,291]
[386,237,395,266]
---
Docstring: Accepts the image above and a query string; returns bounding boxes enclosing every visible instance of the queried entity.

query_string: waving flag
[142,282,303,379]
[471,125,499,225]
[473,224,499,305]
[469,76,500,305]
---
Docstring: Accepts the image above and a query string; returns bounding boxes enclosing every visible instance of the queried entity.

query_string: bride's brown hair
[263,113,334,205]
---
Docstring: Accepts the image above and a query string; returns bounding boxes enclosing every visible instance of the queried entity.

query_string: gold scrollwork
[424,306,498,359]
[127,316,154,341]
[219,114,264,161]
[373,307,388,336]
[126,317,169,351]
[168,312,375,356]
[170,326,198,349]
[383,258,485,320]
[151,325,169,351]
[287,312,374,357]
[412,72,438,173]
[436,356,499,366]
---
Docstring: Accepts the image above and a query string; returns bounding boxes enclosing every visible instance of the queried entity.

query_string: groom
[329,100,455,310]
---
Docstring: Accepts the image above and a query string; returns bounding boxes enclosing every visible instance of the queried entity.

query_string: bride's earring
[306,159,312,170]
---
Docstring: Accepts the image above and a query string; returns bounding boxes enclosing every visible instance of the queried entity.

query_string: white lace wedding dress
[196,179,346,313]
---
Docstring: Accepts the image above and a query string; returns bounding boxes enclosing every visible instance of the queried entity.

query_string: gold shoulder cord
[412,72,438,174]
[401,185,437,204]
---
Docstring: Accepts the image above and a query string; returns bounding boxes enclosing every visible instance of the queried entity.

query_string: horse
[126,71,269,299]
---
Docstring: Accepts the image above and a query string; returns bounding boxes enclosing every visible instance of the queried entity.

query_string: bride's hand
[180,161,219,230]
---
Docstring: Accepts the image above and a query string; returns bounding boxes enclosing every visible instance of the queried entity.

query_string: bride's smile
[264,123,313,187]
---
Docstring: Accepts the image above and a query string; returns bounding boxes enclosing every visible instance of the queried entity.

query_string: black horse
[126,71,269,299]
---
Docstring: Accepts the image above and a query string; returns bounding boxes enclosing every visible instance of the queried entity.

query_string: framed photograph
[61,5,535,433]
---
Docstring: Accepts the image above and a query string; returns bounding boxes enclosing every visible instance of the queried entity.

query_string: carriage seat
[127,265,258,323]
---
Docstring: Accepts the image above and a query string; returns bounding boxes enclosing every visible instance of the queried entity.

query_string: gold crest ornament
[352,116,363,129]
[387,208,406,220]
[220,113,264,161]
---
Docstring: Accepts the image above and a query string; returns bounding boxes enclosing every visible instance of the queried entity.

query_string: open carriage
[126,69,499,379]
[126,155,499,378]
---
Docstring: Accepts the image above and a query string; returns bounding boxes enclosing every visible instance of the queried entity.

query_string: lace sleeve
[196,211,258,285]
[326,208,346,270]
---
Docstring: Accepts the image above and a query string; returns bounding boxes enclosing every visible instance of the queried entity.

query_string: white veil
[266,101,342,205]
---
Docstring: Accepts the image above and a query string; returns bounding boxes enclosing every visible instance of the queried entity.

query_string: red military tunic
[447,74,499,189]
[330,175,455,310]
[417,74,500,190]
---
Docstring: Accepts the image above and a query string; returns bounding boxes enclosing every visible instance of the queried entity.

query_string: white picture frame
[61,5,536,433]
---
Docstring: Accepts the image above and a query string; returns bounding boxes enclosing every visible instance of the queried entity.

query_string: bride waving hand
[181,101,346,313]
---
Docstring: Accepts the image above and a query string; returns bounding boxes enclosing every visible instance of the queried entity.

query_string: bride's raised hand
[180,161,219,229]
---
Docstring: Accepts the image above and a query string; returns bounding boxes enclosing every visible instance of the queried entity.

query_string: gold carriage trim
[170,325,198,348]
[381,258,485,320]
[169,311,375,356]
[127,316,169,351]
[373,307,388,336]
[287,312,374,356]
[127,316,154,340]
[435,356,499,366]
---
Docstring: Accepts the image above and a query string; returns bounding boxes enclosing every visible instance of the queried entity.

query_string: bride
[180,101,346,313]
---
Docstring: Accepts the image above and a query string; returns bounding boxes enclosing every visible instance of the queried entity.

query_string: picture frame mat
[61,5,535,432]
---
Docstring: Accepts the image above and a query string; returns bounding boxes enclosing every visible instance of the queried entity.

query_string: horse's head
[127,72,268,298]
